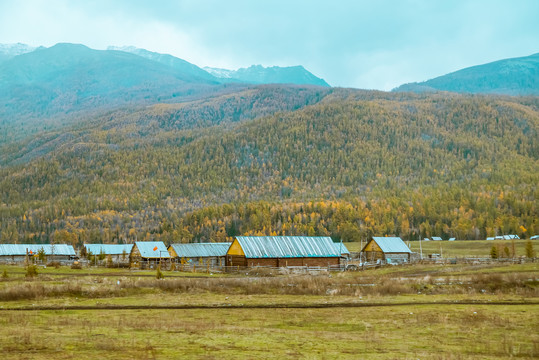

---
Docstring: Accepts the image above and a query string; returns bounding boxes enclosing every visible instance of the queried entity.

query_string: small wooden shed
[168,242,231,267]
[226,236,341,268]
[361,237,412,264]
[130,241,170,269]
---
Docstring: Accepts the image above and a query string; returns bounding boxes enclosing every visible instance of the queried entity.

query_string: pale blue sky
[1,0,538,90]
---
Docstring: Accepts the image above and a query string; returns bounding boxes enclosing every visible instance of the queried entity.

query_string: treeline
[0,90,538,245]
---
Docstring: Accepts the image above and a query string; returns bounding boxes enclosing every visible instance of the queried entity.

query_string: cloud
[1,0,538,90]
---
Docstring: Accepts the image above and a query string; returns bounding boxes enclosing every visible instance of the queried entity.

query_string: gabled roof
[169,243,231,258]
[0,244,76,256]
[333,242,350,255]
[368,237,412,253]
[84,244,133,255]
[234,236,340,258]
[134,241,170,258]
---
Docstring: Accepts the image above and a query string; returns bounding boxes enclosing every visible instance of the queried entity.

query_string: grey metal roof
[370,237,412,253]
[431,237,443,241]
[333,242,350,255]
[84,244,133,255]
[235,236,340,258]
[134,241,170,259]
[169,243,231,258]
[0,244,76,256]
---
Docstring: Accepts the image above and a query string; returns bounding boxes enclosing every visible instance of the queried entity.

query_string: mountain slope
[205,64,330,86]
[0,91,537,243]
[107,46,218,82]
[0,43,40,63]
[394,53,539,95]
[0,43,227,122]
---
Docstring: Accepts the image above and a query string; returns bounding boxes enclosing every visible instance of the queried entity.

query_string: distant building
[361,237,412,264]
[84,244,133,264]
[486,237,495,241]
[431,237,443,241]
[130,241,170,269]
[448,238,456,241]
[0,244,76,264]
[333,242,350,258]
[226,236,341,267]
[168,242,231,267]
[530,235,539,240]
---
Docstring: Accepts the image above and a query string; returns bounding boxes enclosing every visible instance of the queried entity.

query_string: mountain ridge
[394,52,539,95]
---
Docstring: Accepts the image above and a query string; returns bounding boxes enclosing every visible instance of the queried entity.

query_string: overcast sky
[1,0,538,90]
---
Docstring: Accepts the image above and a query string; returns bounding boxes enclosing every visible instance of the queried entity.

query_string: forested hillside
[0,88,537,245]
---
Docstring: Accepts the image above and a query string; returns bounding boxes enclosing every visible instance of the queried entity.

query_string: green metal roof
[0,244,76,256]
[235,236,340,258]
[84,244,133,255]
[169,243,231,258]
[134,241,170,259]
[370,237,411,253]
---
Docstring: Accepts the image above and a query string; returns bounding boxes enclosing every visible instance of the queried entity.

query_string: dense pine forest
[0,86,538,246]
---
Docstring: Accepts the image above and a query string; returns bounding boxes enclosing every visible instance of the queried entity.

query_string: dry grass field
[0,261,537,359]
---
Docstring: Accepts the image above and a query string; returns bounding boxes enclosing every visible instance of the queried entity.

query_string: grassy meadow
[0,260,537,359]
[345,239,533,257]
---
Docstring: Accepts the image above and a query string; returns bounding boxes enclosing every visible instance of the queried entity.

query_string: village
[0,235,534,272]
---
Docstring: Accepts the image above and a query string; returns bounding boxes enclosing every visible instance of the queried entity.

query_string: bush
[71,261,82,269]
[47,261,61,269]
[156,266,164,279]
[25,265,38,278]
[1,269,8,279]
[525,240,535,258]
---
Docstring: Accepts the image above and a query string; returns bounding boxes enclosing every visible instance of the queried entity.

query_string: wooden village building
[129,241,170,269]
[84,244,133,265]
[226,236,342,268]
[333,242,350,258]
[361,237,412,264]
[0,244,76,264]
[168,242,231,267]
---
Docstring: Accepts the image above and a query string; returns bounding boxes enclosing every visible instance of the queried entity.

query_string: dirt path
[2,300,537,311]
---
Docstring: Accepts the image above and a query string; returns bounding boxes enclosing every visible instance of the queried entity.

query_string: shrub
[525,240,535,258]
[25,265,38,278]
[156,266,164,280]
[1,269,8,279]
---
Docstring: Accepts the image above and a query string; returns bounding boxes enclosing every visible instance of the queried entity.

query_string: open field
[0,262,537,359]
[345,239,534,257]
[1,304,537,359]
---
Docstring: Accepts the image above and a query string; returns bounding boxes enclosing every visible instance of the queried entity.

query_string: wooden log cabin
[361,237,412,264]
[130,241,170,269]
[168,242,231,267]
[226,236,341,268]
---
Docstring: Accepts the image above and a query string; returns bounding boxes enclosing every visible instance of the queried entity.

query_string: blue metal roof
[169,243,231,258]
[235,236,340,258]
[333,242,350,255]
[84,244,133,255]
[431,237,443,241]
[134,241,170,259]
[371,237,411,253]
[0,244,76,256]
